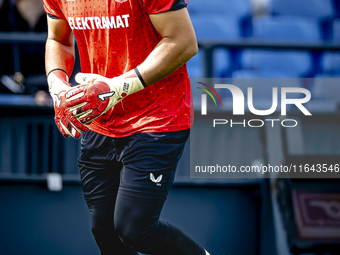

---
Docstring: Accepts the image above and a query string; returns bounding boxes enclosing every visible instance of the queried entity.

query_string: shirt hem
[88,122,193,138]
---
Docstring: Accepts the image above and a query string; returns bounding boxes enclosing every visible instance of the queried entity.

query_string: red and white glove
[65,72,145,124]
[48,70,88,139]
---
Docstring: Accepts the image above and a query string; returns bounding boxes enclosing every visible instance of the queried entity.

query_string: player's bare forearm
[46,39,75,76]
[120,8,198,86]
[45,15,75,77]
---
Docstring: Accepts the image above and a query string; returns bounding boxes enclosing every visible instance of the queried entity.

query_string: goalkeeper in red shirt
[44,0,210,254]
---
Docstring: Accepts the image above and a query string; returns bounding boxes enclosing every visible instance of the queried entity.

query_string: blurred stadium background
[1,0,340,254]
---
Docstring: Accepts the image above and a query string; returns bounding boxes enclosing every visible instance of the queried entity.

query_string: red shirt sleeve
[43,0,65,20]
[139,0,187,15]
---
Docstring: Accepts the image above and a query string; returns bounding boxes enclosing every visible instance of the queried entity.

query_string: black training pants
[78,130,205,255]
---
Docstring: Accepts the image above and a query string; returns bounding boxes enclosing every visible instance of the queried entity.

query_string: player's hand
[48,70,88,139]
[64,72,144,124]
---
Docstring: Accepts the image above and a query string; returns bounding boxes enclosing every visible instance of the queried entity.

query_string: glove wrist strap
[134,67,147,88]
[47,68,68,78]
[48,69,70,95]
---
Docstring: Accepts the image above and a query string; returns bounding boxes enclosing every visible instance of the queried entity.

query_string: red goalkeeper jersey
[43,0,193,137]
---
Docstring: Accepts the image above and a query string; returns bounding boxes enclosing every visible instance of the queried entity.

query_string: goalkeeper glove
[48,69,88,139]
[65,72,145,124]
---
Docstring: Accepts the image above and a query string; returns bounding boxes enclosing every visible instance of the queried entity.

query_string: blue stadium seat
[333,19,340,41]
[238,16,318,79]
[188,0,251,18]
[188,0,252,37]
[271,0,335,19]
[188,15,236,78]
[186,48,232,78]
[190,15,241,39]
[234,50,314,77]
[213,48,232,77]
[321,52,340,74]
[252,16,322,42]
[187,50,204,78]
